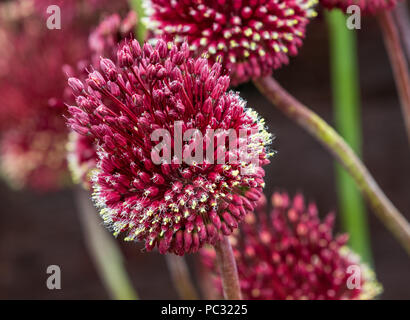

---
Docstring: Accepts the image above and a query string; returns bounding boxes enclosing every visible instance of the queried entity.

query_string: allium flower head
[147,0,318,86]
[201,192,382,299]
[320,0,397,14]
[67,39,272,255]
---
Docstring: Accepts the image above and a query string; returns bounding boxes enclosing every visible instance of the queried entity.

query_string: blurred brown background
[0,15,409,299]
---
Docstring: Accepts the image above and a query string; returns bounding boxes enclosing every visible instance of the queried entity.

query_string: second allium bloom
[147,0,317,85]
[201,192,382,299]
[67,39,272,255]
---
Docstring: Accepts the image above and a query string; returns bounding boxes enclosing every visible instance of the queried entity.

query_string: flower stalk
[214,236,242,300]
[393,2,410,62]
[165,255,199,300]
[325,9,372,264]
[75,187,138,300]
[377,10,410,145]
[253,76,410,256]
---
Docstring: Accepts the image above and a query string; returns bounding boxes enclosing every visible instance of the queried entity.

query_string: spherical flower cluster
[201,192,382,300]
[147,0,318,86]
[67,39,272,255]
[320,0,397,14]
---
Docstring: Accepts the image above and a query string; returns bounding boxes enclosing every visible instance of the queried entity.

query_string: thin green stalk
[253,76,410,256]
[325,10,372,264]
[129,0,147,44]
[75,187,138,300]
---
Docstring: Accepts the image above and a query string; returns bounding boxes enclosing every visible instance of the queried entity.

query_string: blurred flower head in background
[201,191,382,299]
[147,0,317,86]
[32,0,122,24]
[320,0,397,14]
[67,39,272,255]
[0,118,69,191]
[0,0,129,191]
[0,2,89,190]
[88,11,137,66]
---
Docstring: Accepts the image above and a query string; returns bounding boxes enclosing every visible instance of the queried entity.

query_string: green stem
[75,187,138,300]
[165,255,199,300]
[214,237,242,300]
[325,10,372,264]
[253,76,410,256]
[129,0,147,44]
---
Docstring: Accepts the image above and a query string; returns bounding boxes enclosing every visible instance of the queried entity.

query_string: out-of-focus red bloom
[67,39,272,254]
[0,115,69,191]
[320,0,397,14]
[88,11,137,65]
[0,24,82,129]
[0,6,89,190]
[201,192,382,300]
[147,0,317,86]
[0,0,130,191]
[32,0,121,24]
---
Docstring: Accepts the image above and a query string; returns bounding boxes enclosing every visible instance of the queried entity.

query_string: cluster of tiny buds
[67,38,272,255]
[66,12,138,190]
[201,192,382,299]
[147,0,318,85]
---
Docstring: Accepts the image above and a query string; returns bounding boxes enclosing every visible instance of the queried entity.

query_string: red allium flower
[201,192,382,299]
[67,132,98,189]
[146,0,317,86]
[0,115,69,191]
[66,12,136,189]
[320,0,397,14]
[67,39,272,255]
